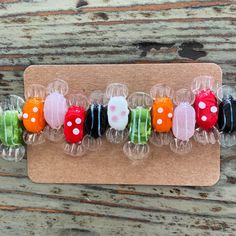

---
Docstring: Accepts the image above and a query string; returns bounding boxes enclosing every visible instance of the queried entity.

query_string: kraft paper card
[24,63,222,186]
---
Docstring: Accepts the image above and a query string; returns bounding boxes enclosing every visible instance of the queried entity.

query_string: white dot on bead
[201,116,207,121]
[32,107,38,113]
[210,106,217,113]
[73,128,80,135]
[31,117,36,123]
[75,118,81,124]
[23,113,28,119]
[168,113,173,118]
[199,102,206,109]
[67,121,72,127]
[157,119,162,125]
[157,107,163,113]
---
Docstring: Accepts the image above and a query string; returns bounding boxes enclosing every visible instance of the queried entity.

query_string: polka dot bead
[22,97,46,133]
[194,89,218,130]
[64,106,86,144]
[151,97,174,132]
[107,96,129,131]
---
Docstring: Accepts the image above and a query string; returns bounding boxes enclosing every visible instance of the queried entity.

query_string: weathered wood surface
[0,0,235,235]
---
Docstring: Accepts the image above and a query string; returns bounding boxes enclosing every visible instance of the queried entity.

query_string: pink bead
[172,103,196,141]
[44,92,68,129]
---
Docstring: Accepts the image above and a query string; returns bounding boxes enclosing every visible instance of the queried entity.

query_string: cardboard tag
[24,63,221,186]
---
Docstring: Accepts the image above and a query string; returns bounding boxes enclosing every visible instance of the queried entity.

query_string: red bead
[194,89,218,130]
[64,106,86,143]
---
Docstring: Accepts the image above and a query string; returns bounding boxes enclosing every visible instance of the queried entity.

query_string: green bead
[0,110,23,146]
[129,107,151,145]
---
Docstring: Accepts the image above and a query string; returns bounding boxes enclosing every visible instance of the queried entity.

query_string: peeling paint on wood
[0,0,235,235]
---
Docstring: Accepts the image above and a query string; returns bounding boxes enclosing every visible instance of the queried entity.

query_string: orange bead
[22,98,46,133]
[151,97,173,132]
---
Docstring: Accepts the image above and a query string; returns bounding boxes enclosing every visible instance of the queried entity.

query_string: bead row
[0,76,235,161]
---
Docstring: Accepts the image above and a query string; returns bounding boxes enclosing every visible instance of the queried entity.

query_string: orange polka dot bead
[22,97,45,133]
[22,84,47,145]
[151,97,173,132]
[149,84,174,147]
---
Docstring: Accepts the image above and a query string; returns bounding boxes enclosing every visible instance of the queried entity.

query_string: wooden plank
[0,0,235,234]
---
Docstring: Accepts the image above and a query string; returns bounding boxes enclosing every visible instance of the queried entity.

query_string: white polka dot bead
[23,113,28,119]
[67,121,72,127]
[72,128,80,135]
[157,119,163,125]
[31,117,36,123]
[32,107,38,113]
[198,102,206,109]
[75,118,81,124]
[168,113,173,118]
[201,116,207,122]
[157,107,163,113]
[210,106,217,113]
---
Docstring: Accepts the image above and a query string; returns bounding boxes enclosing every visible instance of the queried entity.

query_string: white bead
[168,113,173,118]
[201,116,207,121]
[75,118,81,124]
[31,117,36,123]
[67,121,72,127]
[73,128,80,135]
[33,107,38,113]
[157,107,163,113]
[157,119,162,125]
[198,102,206,109]
[23,113,28,119]
[210,106,217,113]
[108,96,129,131]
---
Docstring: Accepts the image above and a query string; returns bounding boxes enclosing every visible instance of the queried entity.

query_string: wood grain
[0,0,235,235]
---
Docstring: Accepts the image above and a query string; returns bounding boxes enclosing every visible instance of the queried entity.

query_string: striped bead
[218,96,236,133]
[85,104,108,139]
[129,107,151,145]
[0,110,23,146]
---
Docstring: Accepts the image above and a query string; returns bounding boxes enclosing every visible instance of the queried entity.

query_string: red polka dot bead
[64,106,86,143]
[194,89,218,130]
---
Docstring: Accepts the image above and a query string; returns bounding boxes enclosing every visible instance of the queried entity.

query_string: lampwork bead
[85,104,108,139]
[129,107,151,145]
[64,106,86,143]
[44,92,68,129]
[0,110,23,146]
[194,89,218,130]
[218,96,236,133]
[22,97,46,133]
[151,97,173,133]
[172,103,196,141]
[107,96,129,131]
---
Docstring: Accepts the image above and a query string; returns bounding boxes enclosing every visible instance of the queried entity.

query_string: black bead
[218,96,236,133]
[85,104,108,139]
